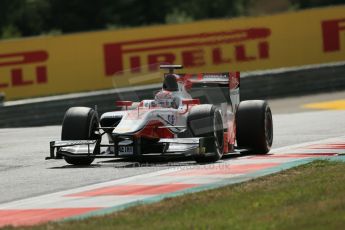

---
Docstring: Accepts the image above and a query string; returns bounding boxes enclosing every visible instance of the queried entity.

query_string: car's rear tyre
[187,105,224,163]
[236,100,273,154]
[61,107,99,165]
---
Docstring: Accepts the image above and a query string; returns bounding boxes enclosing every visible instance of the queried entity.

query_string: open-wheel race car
[47,65,273,165]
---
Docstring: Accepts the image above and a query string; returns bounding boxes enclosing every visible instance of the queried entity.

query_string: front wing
[46,137,216,160]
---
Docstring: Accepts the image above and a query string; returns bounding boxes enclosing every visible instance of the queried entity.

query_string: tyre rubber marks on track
[0,138,344,227]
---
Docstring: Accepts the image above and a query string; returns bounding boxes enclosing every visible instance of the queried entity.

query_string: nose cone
[112,110,150,135]
[113,119,146,134]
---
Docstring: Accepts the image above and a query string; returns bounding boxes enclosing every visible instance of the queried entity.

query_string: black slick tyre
[187,104,224,163]
[236,100,273,154]
[61,107,99,165]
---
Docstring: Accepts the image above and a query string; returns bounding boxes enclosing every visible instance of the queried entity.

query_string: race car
[47,65,273,165]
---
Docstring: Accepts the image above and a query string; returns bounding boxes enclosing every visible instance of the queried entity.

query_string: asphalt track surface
[1,91,345,204]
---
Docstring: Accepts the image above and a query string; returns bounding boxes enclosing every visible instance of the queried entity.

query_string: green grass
[8,160,345,230]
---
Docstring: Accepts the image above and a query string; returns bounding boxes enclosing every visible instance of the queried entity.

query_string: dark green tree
[0,0,344,39]
[290,0,345,8]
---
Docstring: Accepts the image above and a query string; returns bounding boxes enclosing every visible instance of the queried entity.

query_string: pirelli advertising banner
[0,6,345,100]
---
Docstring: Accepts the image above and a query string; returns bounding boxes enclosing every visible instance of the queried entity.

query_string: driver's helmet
[155,74,180,108]
[155,90,180,108]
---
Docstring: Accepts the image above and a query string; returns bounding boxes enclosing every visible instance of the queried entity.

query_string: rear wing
[169,72,240,89]
[160,65,239,86]
[164,72,240,88]
[175,72,240,107]
[160,65,240,107]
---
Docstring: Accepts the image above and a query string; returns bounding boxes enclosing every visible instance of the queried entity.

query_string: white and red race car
[48,65,273,165]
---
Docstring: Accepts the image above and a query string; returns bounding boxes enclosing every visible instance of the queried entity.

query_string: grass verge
[7,160,345,230]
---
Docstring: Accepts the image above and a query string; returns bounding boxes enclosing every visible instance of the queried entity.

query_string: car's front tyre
[61,107,99,165]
